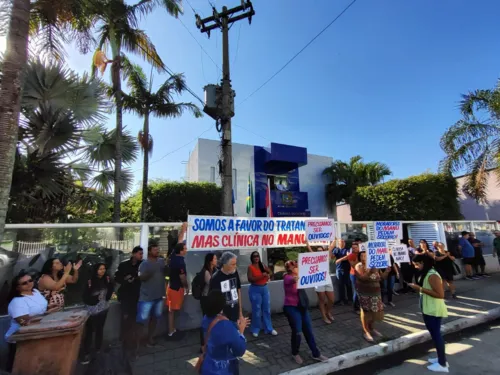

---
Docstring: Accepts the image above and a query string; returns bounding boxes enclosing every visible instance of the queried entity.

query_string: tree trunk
[111,44,122,224]
[0,0,30,242]
[140,113,150,222]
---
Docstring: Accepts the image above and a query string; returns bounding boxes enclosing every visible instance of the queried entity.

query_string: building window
[210,166,216,183]
[232,168,237,200]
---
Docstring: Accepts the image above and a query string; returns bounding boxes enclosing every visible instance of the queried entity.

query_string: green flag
[246,174,254,214]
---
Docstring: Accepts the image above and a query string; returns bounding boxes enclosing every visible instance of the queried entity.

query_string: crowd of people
[3,227,498,374]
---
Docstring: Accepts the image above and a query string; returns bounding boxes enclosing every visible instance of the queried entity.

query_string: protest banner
[297,251,330,289]
[375,221,403,240]
[392,244,410,265]
[366,241,391,269]
[186,215,328,250]
[305,219,335,244]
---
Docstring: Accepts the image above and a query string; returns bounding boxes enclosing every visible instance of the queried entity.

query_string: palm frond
[462,146,492,203]
[91,168,134,195]
[132,0,183,19]
[152,102,202,119]
[121,27,165,72]
[460,89,500,120]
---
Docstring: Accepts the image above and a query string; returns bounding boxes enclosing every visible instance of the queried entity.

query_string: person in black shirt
[469,233,490,277]
[209,252,243,322]
[167,242,188,337]
[381,254,399,307]
[114,246,143,348]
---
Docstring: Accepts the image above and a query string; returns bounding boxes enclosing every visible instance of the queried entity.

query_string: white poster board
[305,219,335,245]
[297,251,330,289]
[392,244,410,265]
[366,240,391,269]
[375,221,403,240]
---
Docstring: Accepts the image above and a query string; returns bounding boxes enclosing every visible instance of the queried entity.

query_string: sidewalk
[132,274,500,375]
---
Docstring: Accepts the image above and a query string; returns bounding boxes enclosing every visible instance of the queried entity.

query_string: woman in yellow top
[409,254,449,373]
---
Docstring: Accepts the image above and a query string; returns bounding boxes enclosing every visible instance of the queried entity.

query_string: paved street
[374,323,500,375]
[132,274,500,375]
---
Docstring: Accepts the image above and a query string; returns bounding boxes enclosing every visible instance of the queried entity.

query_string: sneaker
[252,332,259,338]
[393,291,399,296]
[483,273,491,278]
[388,302,396,307]
[312,354,329,362]
[269,330,278,336]
[427,362,449,373]
[80,355,90,365]
[428,358,449,367]
[472,276,482,280]
[465,276,473,280]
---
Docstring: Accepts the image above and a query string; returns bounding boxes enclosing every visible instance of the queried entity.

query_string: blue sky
[59,0,500,190]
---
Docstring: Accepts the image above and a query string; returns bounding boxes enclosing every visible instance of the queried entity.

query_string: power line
[232,23,242,66]
[133,124,214,172]
[178,16,222,72]
[163,64,204,105]
[233,124,270,142]
[238,0,358,106]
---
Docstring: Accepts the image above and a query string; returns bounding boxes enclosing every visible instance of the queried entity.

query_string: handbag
[194,315,228,373]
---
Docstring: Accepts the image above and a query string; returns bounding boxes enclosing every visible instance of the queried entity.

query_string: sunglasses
[19,279,33,286]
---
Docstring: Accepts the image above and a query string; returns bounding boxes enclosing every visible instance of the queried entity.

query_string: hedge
[121,180,222,222]
[350,173,462,221]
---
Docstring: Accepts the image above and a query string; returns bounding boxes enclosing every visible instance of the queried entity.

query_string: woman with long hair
[37,258,82,310]
[199,252,218,350]
[409,255,449,373]
[247,251,277,337]
[283,261,328,364]
[434,242,457,299]
[81,263,114,364]
[354,251,390,342]
[417,239,436,258]
[306,241,336,324]
[5,271,58,372]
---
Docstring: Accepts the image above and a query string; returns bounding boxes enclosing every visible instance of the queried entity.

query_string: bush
[122,180,222,222]
[350,173,462,221]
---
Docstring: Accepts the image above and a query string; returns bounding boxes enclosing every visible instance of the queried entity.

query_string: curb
[279,306,500,375]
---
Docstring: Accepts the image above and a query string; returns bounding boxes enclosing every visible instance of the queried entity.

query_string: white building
[185,138,333,217]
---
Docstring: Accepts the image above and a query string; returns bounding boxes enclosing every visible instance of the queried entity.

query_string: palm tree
[323,155,392,208]
[87,0,182,223]
[8,58,138,223]
[122,61,202,221]
[440,83,500,203]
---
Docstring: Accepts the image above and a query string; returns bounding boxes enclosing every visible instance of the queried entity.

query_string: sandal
[372,329,383,338]
[363,333,374,343]
[322,318,332,324]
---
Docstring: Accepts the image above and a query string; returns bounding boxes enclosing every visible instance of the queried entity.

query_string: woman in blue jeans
[247,251,277,337]
[409,255,449,373]
[283,261,328,365]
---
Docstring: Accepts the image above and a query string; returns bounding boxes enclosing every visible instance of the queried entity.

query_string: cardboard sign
[297,251,330,289]
[366,241,391,269]
[375,221,403,240]
[305,219,335,244]
[392,244,410,265]
[187,215,328,250]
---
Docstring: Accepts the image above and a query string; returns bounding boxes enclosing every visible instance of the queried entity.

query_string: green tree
[322,155,392,208]
[122,60,202,221]
[440,82,500,203]
[87,0,182,223]
[8,59,138,223]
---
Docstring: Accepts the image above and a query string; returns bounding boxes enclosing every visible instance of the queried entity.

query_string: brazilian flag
[246,174,254,214]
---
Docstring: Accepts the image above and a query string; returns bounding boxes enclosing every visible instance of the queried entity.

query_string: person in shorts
[137,241,167,348]
[458,231,477,280]
[166,242,188,337]
[307,240,335,324]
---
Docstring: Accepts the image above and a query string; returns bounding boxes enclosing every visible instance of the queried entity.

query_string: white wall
[187,139,333,217]
[298,153,333,217]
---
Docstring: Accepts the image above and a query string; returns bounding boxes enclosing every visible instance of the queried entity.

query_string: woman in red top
[247,251,277,337]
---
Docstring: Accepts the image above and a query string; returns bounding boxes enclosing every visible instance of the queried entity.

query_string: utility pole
[196,1,255,216]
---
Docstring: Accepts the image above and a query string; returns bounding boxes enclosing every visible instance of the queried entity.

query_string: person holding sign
[354,251,391,343]
[408,255,449,373]
[283,261,328,365]
[209,252,243,323]
[247,251,277,337]
[306,241,336,324]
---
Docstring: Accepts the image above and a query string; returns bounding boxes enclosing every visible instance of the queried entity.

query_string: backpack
[191,270,206,300]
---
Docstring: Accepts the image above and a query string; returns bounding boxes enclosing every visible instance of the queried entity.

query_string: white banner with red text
[186,215,329,250]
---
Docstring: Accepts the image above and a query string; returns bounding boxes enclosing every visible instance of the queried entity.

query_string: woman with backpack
[81,263,114,364]
[195,253,218,351]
